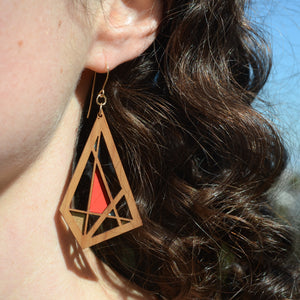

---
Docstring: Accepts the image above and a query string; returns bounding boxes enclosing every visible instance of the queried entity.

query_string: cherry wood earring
[60,72,143,249]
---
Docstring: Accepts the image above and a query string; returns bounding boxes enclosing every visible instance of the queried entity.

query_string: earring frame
[59,72,143,249]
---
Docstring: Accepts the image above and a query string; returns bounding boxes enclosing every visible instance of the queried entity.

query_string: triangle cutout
[98,134,122,198]
[116,196,132,219]
[70,153,94,211]
[70,211,86,234]
[89,167,110,214]
[92,217,119,237]
[109,209,116,217]
[87,214,100,232]
[121,220,130,225]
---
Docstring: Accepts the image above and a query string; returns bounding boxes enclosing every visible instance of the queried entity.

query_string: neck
[0,95,82,298]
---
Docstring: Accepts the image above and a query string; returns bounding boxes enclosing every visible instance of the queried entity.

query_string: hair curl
[77,0,300,298]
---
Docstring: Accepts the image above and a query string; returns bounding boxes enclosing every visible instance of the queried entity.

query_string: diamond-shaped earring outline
[60,112,143,249]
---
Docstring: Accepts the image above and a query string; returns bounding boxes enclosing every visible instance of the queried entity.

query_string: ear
[85,0,162,72]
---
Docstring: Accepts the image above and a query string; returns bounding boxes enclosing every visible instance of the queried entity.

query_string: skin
[0,0,92,189]
[0,0,160,298]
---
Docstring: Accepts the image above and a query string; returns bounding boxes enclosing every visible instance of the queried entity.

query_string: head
[1,1,298,299]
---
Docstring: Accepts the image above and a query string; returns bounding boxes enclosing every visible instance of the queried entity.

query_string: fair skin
[0,0,161,299]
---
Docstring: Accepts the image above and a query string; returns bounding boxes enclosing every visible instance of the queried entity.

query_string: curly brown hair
[76,0,300,299]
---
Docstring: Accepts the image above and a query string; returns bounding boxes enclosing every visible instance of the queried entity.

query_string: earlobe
[85,0,161,73]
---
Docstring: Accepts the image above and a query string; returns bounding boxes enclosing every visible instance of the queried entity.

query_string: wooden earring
[60,71,143,249]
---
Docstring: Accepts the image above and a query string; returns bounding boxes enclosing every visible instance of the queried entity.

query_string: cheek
[0,1,89,181]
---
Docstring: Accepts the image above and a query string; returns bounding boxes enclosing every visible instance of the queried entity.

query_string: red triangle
[89,167,110,214]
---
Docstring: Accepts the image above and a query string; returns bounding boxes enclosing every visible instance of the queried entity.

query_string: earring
[60,71,143,249]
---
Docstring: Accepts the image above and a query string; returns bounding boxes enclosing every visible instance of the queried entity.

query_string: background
[251,0,300,220]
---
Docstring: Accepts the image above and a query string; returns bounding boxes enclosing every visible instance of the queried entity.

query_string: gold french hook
[87,69,109,119]
[101,68,109,92]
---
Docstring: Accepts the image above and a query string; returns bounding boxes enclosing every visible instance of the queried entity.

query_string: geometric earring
[60,71,143,249]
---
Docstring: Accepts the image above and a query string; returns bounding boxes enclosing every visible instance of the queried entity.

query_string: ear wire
[87,68,109,119]
[87,72,97,119]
